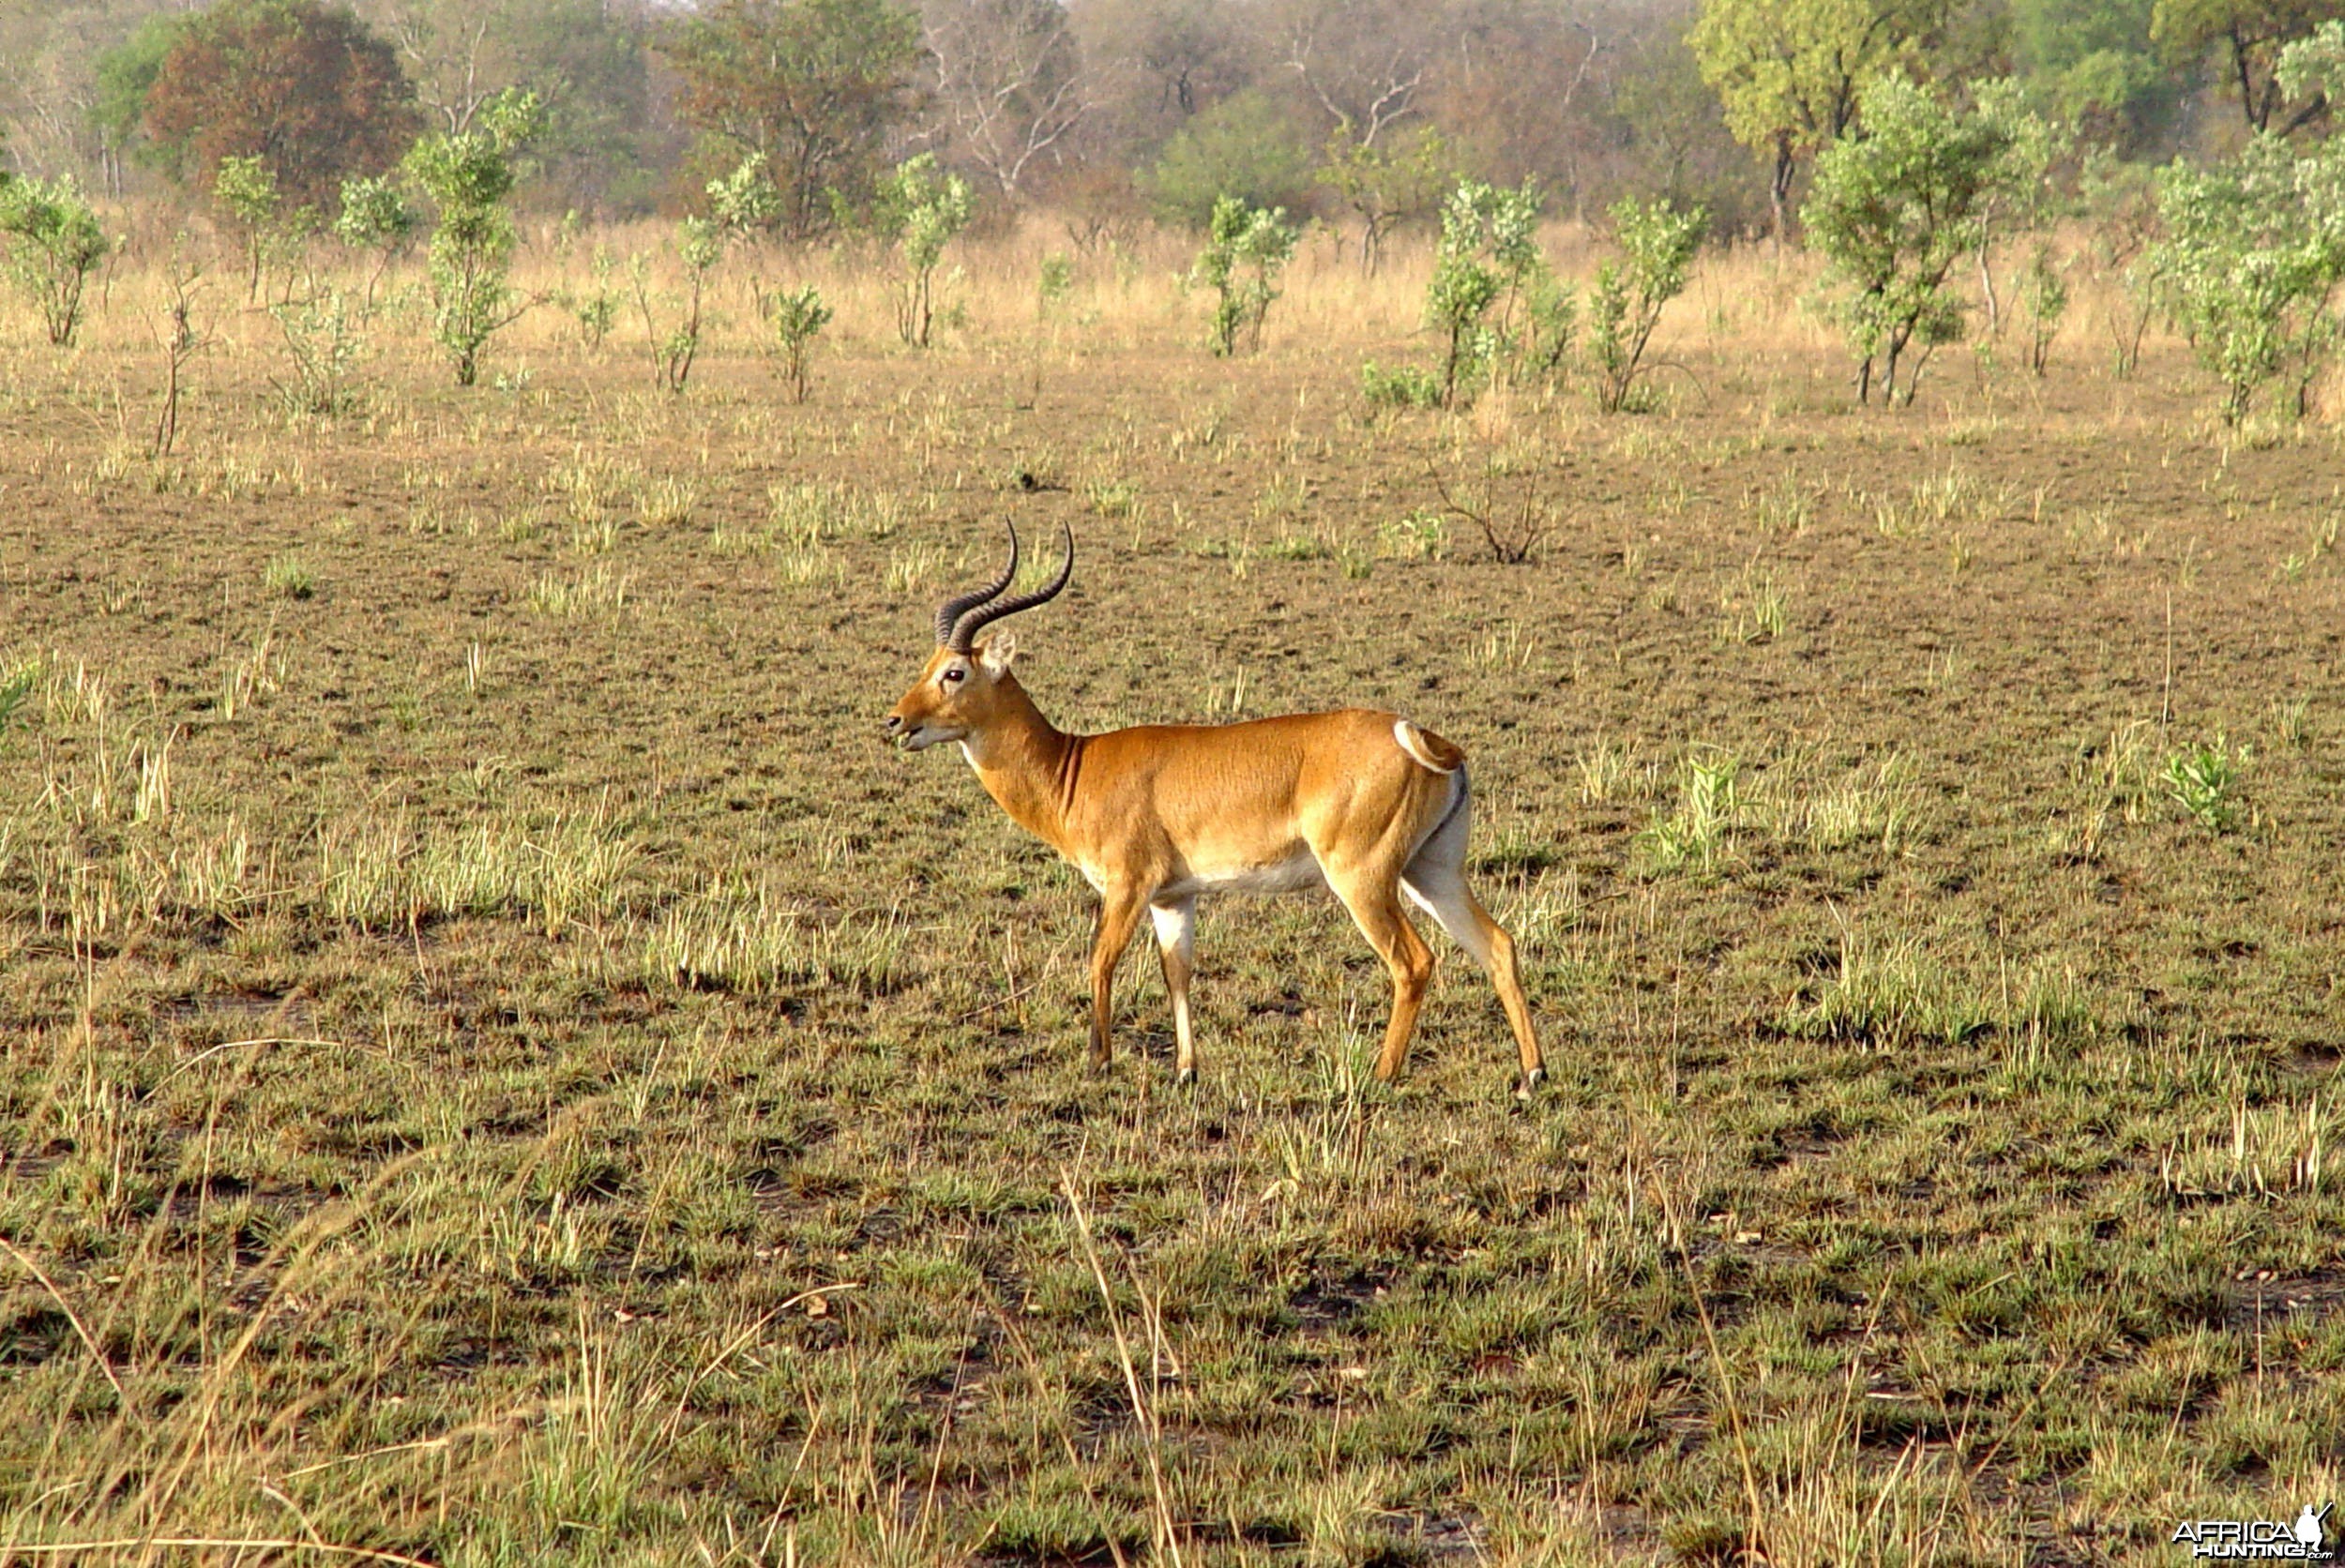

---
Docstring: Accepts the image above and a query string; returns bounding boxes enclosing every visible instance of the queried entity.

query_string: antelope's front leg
[1087,890,1148,1068]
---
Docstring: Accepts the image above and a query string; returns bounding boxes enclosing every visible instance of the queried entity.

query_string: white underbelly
[1159,849,1325,899]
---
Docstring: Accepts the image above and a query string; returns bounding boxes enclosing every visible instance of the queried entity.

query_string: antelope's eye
[942,666,966,685]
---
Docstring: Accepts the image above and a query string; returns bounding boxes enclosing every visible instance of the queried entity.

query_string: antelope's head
[887,521,1073,752]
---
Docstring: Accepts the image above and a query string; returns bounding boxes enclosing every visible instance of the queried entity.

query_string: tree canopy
[140,0,421,210]
[661,0,923,237]
[2152,0,2341,134]
[1689,0,1925,239]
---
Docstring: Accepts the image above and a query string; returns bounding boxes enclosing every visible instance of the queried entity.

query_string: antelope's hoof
[1516,1067,1547,1100]
[1176,1067,1197,1089]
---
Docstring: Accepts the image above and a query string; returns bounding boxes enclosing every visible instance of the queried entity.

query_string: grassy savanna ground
[2,227,2343,1565]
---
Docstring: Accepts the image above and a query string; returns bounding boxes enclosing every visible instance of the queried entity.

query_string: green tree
[140,0,421,210]
[1971,80,2072,341]
[2150,124,2345,421]
[2007,0,2178,152]
[0,175,109,348]
[874,154,973,349]
[662,0,922,238]
[1805,74,2013,406]
[1589,198,1707,414]
[215,155,278,294]
[1689,0,1920,241]
[91,12,190,183]
[768,284,833,403]
[334,173,415,309]
[406,88,545,386]
[2152,0,2338,135]
[1316,124,1453,277]
[362,0,658,214]
[1190,195,1299,356]
[1147,90,1320,227]
[1423,180,1568,407]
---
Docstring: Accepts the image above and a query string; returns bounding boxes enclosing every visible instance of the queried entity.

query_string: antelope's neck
[963,681,1081,847]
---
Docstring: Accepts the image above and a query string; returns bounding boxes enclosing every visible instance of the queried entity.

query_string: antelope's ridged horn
[934,522,1020,646]
[948,520,1073,651]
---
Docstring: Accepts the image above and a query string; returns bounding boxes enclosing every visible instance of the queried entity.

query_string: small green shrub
[333,173,413,309]
[1589,196,1704,414]
[2150,130,2345,424]
[1418,179,1569,406]
[1638,751,1740,874]
[875,154,971,349]
[632,216,723,394]
[1190,195,1299,356]
[1360,362,1443,409]
[0,174,109,346]
[268,287,367,415]
[405,88,544,387]
[2161,738,2248,832]
[768,284,833,404]
[212,154,282,303]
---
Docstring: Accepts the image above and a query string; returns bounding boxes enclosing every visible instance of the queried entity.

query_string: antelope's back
[1080,709,1460,862]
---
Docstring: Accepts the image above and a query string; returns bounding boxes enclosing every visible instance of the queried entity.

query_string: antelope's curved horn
[948,520,1073,651]
[933,522,1020,646]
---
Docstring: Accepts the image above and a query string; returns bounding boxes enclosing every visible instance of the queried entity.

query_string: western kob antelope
[886,523,1546,1095]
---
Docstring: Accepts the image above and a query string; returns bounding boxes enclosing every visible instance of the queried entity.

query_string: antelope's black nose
[885,714,903,733]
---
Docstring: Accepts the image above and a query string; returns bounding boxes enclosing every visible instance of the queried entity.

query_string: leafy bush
[405,88,544,387]
[212,154,284,302]
[1147,90,1319,227]
[2150,133,2345,424]
[0,174,109,347]
[568,245,620,350]
[1805,75,2009,407]
[333,173,413,309]
[633,217,724,394]
[705,149,783,236]
[1587,197,1703,413]
[874,153,971,349]
[269,287,367,415]
[2161,738,2248,832]
[1360,362,1443,409]
[2020,241,2069,376]
[1422,179,1569,407]
[768,284,833,404]
[1190,195,1299,356]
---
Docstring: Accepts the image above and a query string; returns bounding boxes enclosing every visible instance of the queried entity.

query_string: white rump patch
[1394,719,1458,775]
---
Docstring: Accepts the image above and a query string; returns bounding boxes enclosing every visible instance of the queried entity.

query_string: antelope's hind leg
[1322,865,1438,1084]
[1150,897,1199,1084]
[1401,792,1546,1093]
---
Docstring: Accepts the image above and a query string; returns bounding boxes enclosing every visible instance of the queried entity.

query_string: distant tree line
[0,0,2333,243]
[3,0,2344,423]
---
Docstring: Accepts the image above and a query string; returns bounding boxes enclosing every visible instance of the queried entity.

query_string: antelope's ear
[978,630,1019,673]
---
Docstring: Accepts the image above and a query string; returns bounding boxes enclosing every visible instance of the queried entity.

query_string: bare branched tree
[373,3,496,135]
[1426,456,1554,565]
[1276,0,1451,148]
[921,0,1094,196]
